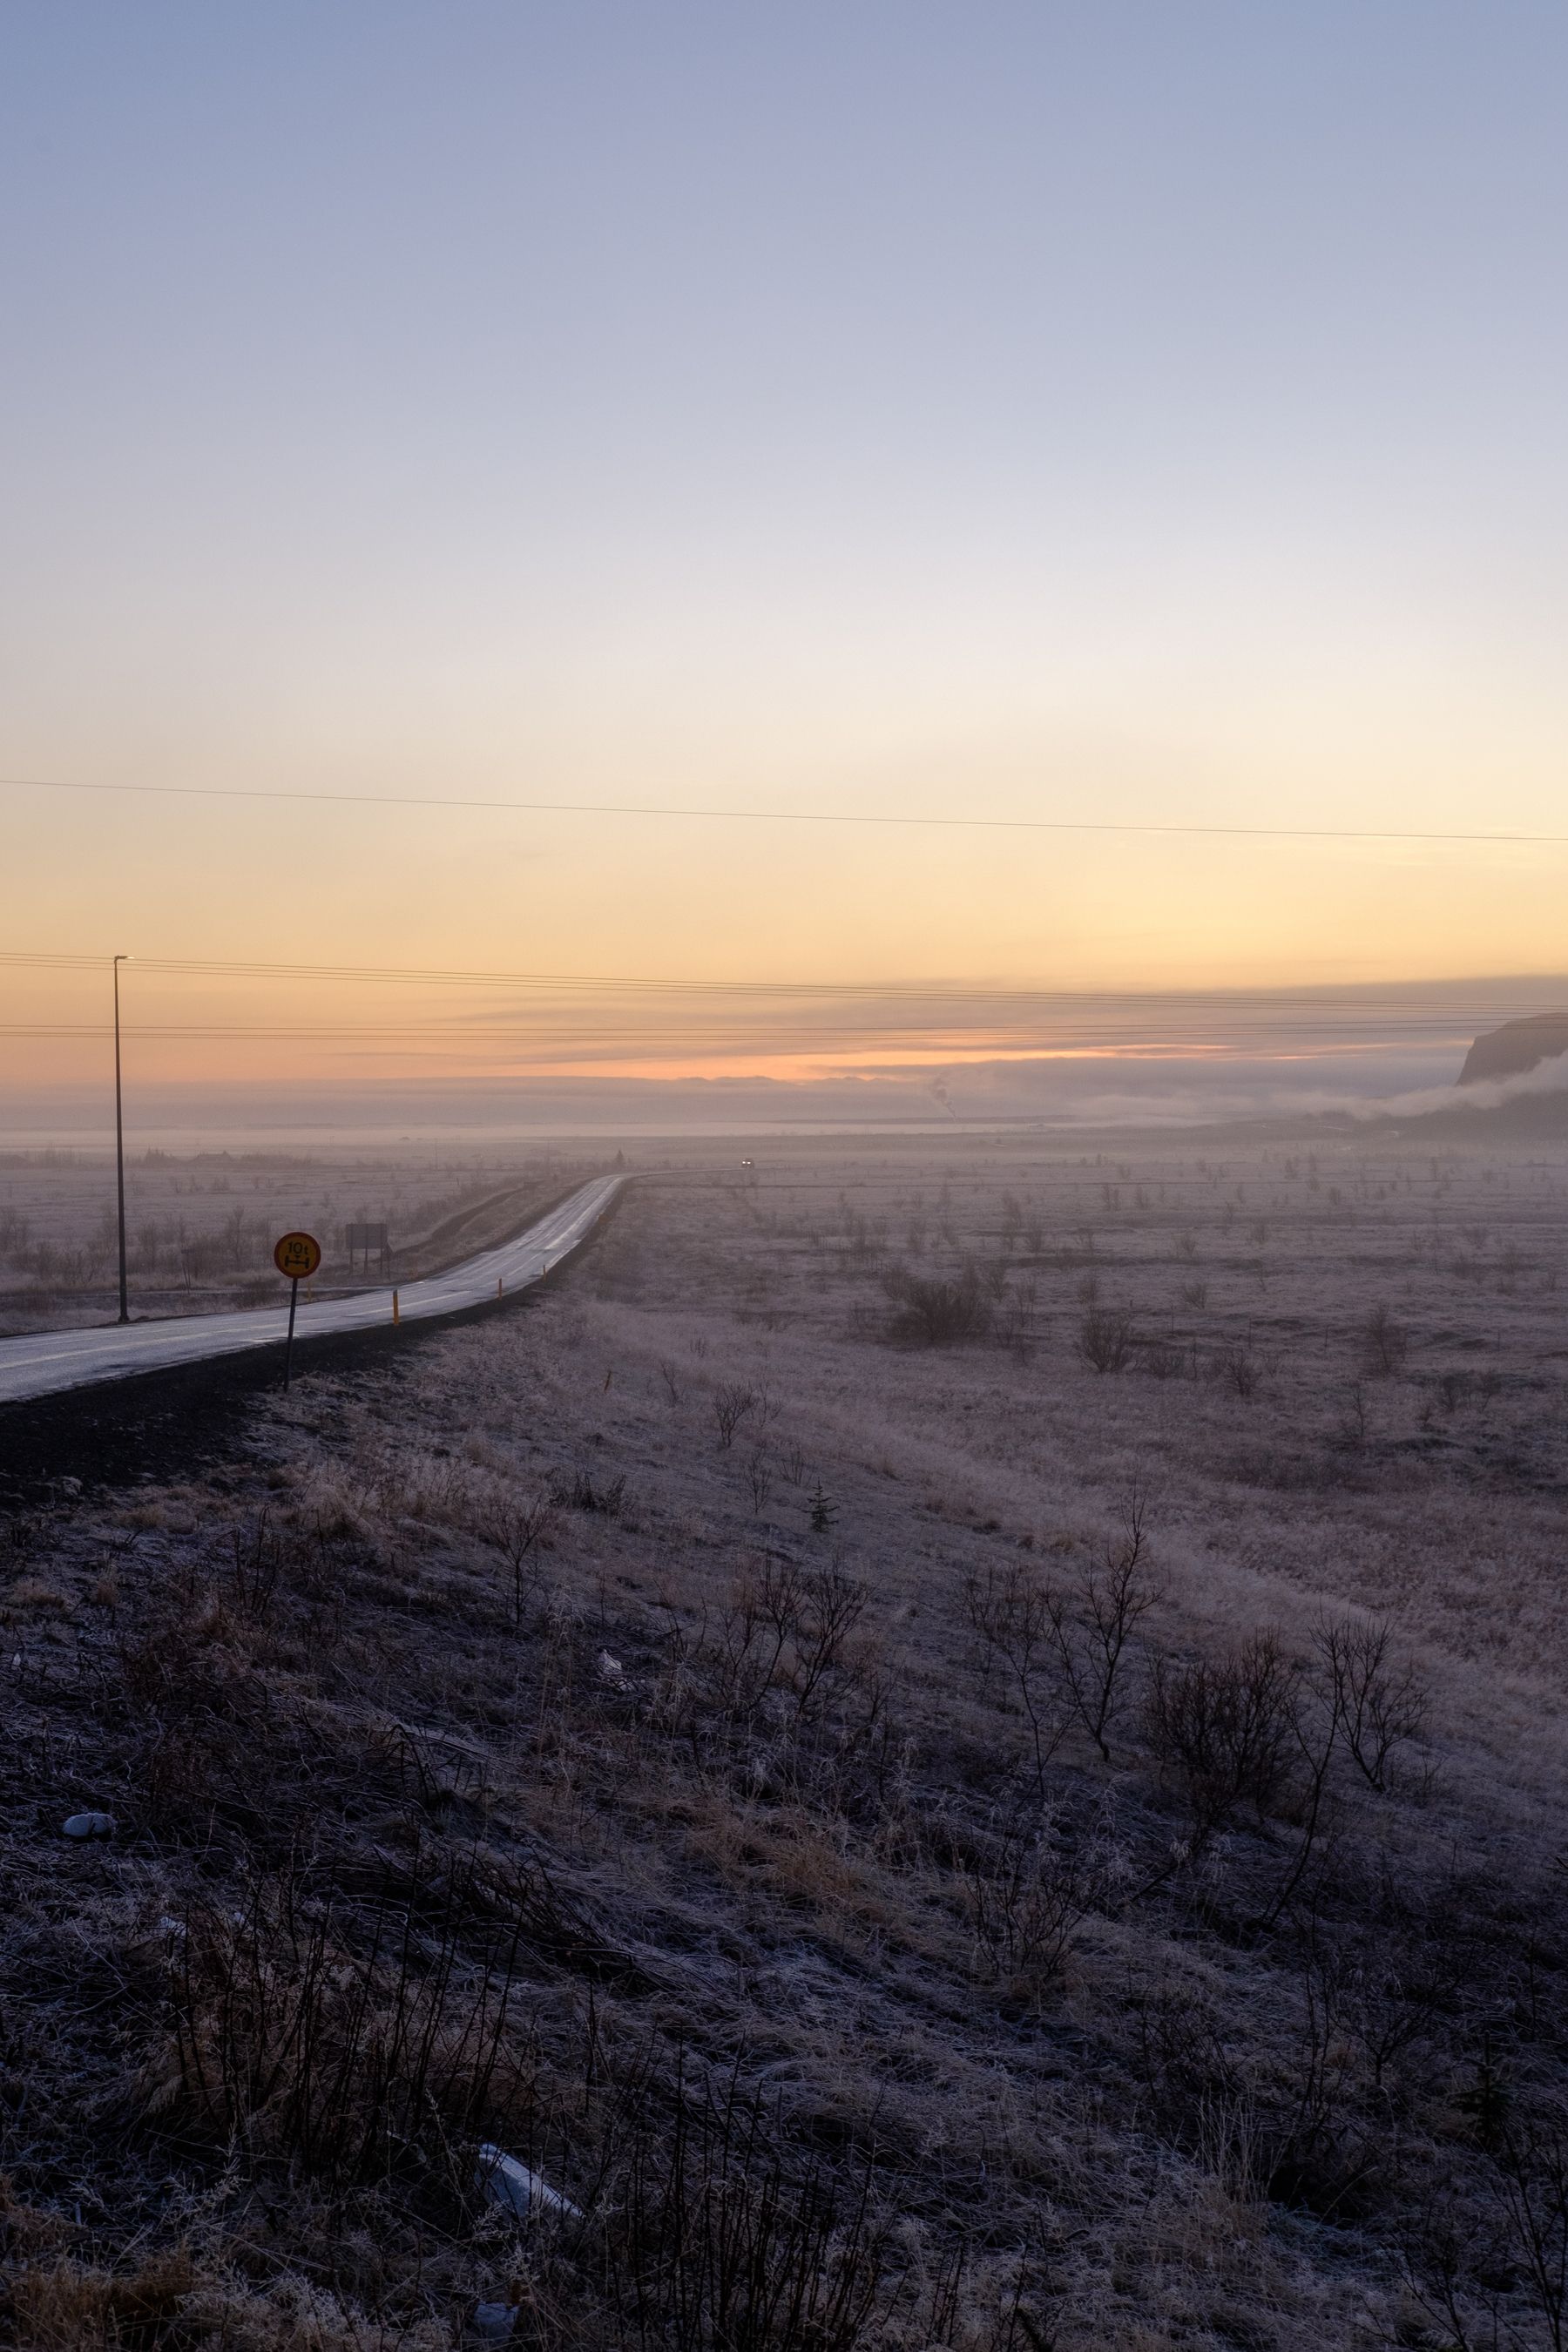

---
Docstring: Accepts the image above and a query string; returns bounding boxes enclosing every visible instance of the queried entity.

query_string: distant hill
[1458,1012,1568,1085]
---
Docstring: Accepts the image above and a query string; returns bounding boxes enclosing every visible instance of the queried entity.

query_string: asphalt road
[0,1174,624,1408]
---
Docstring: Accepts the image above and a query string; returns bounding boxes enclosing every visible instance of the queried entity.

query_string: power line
[0,1021,1514,1041]
[3,948,1563,1014]
[6,771,1568,848]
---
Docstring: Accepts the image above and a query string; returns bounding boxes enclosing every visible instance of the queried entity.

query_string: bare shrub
[226,1513,288,1622]
[1314,1615,1428,1790]
[1495,2120,1568,2349]
[953,1809,1100,2008]
[1409,2126,1568,2351]
[483,1489,558,1628]
[593,2065,909,2352]
[720,1562,869,1724]
[1145,1632,1301,1844]
[964,1564,1071,1795]
[967,1498,1158,1781]
[1078,1307,1132,1374]
[1049,1493,1159,1763]
[746,1447,773,1516]
[551,1467,627,1516]
[884,1269,992,1345]
[713,1382,760,1450]
[1362,1302,1411,1377]
[1335,1382,1369,1450]
[1210,1339,1260,1398]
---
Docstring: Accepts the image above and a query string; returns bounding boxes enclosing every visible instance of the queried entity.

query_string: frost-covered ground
[4,1127,1568,2349]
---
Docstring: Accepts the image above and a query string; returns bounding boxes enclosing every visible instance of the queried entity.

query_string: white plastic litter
[475,2144,581,2223]
[63,1812,117,1840]
[469,2303,518,2343]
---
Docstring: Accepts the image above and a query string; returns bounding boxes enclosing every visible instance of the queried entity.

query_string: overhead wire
[6,770,1568,848]
[1,949,1562,1017]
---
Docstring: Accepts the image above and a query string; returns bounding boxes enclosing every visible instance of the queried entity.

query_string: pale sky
[3,4,1567,1092]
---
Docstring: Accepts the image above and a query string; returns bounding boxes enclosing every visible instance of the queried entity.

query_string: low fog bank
[1342,1049,1568,1138]
[13,1036,1568,1150]
[0,1043,1461,1143]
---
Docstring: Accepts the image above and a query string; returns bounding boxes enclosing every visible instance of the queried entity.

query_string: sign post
[273,1231,322,1391]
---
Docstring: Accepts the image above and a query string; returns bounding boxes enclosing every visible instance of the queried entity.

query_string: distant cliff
[1457,1013,1568,1085]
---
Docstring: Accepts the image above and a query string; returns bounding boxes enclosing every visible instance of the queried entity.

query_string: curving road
[0,1174,624,1409]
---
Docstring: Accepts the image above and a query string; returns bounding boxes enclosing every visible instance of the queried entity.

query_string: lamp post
[113,955,132,1323]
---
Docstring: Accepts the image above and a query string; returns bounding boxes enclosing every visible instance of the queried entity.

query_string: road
[0,1174,624,1409]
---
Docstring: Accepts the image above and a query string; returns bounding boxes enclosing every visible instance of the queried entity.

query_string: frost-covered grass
[5,1132,1568,2348]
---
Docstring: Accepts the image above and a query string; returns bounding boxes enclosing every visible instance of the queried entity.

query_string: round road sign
[274,1231,322,1281]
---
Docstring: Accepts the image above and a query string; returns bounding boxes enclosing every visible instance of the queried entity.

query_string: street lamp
[113,955,132,1323]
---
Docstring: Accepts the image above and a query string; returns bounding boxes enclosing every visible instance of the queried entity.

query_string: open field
[4,1128,1568,2349]
[0,1149,606,1337]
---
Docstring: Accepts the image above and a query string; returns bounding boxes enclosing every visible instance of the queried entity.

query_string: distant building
[344,1220,390,1274]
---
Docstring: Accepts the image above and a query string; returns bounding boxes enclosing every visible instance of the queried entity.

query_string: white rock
[596,1649,631,1690]
[475,2143,581,2223]
[63,1812,116,1840]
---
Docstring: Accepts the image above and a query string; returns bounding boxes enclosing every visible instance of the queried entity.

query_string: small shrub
[964,1563,1070,1793]
[1362,1303,1410,1377]
[1313,1615,1427,1790]
[966,1497,1159,1781]
[954,1809,1099,2008]
[713,1382,760,1449]
[1335,1382,1369,1450]
[884,1271,991,1346]
[483,1490,558,1627]
[1078,1308,1132,1374]
[594,2067,906,2352]
[1145,1632,1300,1843]
[1211,1339,1260,1398]
[552,1468,627,1516]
